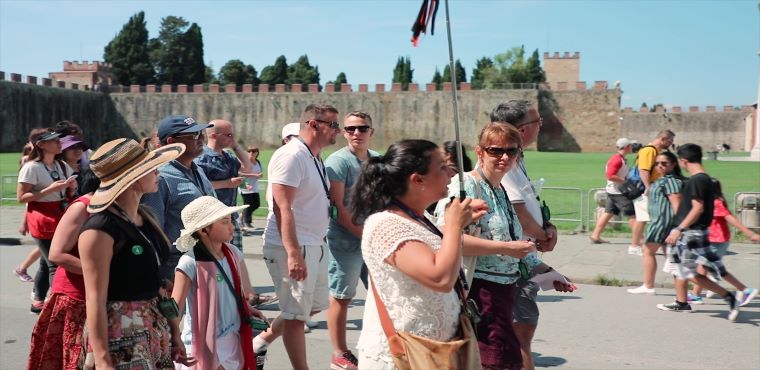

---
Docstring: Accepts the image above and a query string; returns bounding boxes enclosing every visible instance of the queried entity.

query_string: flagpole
[443,0,466,200]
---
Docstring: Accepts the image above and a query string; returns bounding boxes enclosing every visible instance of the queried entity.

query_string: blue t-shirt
[325,147,380,240]
[195,146,242,212]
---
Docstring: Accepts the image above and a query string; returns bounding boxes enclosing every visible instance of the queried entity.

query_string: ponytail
[349,139,439,224]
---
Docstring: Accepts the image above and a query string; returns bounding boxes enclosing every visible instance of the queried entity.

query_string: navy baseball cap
[157,115,213,142]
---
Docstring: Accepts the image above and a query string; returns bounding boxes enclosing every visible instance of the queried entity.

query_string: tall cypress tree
[183,23,206,85]
[103,11,154,85]
[526,49,546,83]
[392,56,413,90]
[442,59,467,86]
[151,16,190,85]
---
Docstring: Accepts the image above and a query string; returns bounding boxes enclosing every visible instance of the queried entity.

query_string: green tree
[151,16,190,84]
[431,68,443,90]
[219,59,259,86]
[205,64,219,84]
[442,59,466,86]
[183,23,206,85]
[526,49,546,83]
[392,56,413,90]
[259,55,288,86]
[286,55,320,90]
[470,57,494,90]
[103,11,154,85]
[327,72,347,91]
[500,45,529,84]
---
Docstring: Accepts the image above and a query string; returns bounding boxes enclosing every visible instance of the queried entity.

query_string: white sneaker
[627,285,655,295]
[627,245,643,256]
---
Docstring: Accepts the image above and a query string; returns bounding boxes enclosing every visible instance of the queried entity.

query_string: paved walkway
[1,205,758,369]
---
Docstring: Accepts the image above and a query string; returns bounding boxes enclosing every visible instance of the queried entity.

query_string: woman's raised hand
[444,197,488,231]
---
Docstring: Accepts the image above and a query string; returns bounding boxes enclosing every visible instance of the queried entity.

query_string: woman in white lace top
[349,139,486,369]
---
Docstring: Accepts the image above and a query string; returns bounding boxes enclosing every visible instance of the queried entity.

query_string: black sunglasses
[344,126,371,134]
[314,119,340,130]
[655,161,672,166]
[483,146,521,158]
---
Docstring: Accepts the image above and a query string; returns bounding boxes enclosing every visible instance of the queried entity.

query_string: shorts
[633,195,650,222]
[605,193,635,216]
[262,243,329,321]
[327,234,364,300]
[513,277,540,325]
[469,278,522,370]
[669,230,727,280]
[711,242,730,257]
[662,246,681,277]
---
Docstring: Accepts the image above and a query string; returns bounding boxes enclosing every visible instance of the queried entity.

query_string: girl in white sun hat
[172,196,267,370]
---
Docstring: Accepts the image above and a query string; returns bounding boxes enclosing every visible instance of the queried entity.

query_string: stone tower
[543,52,580,85]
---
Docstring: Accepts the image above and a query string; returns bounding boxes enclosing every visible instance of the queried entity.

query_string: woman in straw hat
[17,127,77,313]
[171,196,267,370]
[78,138,194,369]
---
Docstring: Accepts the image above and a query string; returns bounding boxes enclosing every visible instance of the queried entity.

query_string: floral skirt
[27,293,86,370]
[81,298,173,370]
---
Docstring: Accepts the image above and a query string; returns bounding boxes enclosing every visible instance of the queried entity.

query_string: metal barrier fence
[1,175,17,202]
[732,192,760,235]
[586,188,631,231]
[540,187,584,231]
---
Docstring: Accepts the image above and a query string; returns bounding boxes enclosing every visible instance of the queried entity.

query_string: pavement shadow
[536,294,582,303]
[346,318,363,331]
[697,308,759,326]
[533,352,567,367]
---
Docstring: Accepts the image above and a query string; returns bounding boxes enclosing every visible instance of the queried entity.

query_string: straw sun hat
[175,196,248,252]
[88,138,185,213]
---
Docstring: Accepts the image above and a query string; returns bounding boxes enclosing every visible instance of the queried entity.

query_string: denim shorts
[327,235,364,300]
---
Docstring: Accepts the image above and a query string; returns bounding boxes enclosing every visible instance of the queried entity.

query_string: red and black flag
[411,0,439,46]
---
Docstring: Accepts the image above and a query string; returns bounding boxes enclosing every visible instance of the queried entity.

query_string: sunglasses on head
[483,146,521,158]
[172,131,202,140]
[314,119,340,130]
[344,125,371,134]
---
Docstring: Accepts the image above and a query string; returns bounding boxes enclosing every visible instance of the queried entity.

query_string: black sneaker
[724,293,740,322]
[255,349,267,370]
[656,301,693,313]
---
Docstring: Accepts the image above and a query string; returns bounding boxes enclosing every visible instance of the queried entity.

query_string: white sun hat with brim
[88,138,185,213]
[175,196,248,252]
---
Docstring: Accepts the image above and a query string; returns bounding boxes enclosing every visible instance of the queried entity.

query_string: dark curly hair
[349,139,439,224]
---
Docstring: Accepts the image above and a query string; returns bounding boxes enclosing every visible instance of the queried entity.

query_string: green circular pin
[217,273,223,282]
[131,245,144,255]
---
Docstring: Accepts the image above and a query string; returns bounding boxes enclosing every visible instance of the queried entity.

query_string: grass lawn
[3,150,759,230]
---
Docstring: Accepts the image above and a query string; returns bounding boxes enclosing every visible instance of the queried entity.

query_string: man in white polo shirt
[253,104,340,370]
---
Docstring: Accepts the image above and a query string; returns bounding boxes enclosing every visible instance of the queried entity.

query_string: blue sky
[1,0,757,109]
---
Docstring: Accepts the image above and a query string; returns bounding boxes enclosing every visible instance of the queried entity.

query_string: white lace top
[357,211,461,367]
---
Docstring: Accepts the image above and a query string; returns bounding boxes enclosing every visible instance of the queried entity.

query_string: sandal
[589,237,609,244]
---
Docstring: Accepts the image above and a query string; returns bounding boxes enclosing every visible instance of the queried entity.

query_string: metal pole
[443,0,466,199]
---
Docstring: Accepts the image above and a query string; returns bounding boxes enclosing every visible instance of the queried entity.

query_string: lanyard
[170,161,209,196]
[389,198,471,292]
[476,168,517,242]
[110,203,162,267]
[296,137,330,201]
[44,161,66,201]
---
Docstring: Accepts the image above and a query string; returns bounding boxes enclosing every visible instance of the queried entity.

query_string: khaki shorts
[633,195,650,222]
[263,243,329,321]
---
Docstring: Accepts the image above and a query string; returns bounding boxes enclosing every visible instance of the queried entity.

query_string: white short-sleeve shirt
[17,160,73,202]
[263,139,331,246]
[501,158,542,225]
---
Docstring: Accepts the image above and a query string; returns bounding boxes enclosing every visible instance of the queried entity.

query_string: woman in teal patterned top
[436,123,538,370]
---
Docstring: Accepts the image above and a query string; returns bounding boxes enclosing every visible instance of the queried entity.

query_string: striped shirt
[646,174,683,241]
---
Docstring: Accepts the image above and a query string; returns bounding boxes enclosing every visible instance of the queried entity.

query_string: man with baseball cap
[281,122,300,145]
[142,115,217,280]
[589,138,637,243]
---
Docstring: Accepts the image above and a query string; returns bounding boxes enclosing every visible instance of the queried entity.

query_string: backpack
[620,145,655,200]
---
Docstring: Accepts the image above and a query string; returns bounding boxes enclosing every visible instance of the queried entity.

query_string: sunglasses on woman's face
[655,161,672,166]
[483,146,520,158]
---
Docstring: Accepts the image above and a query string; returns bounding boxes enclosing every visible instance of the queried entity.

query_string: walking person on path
[349,139,486,370]
[17,128,77,313]
[627,151,684,295]
[589,138,637,243]
[324,111,380,370]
